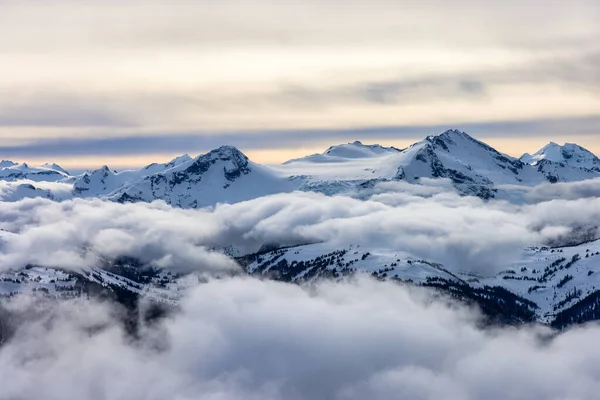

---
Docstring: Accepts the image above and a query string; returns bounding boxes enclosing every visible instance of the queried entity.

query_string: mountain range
[1,129,600,329]
[2,129,600,206]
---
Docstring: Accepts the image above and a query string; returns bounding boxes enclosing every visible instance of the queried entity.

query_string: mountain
[278,130,600,199]
[111,145,300,208]
[380,129,542,197]
[0,161,70,182]
[72,153,196,197]
[41,163,70,175]
[0,160,17,168]
[0,182,56,201]
[521,142,600,170]
[284,140,400,164]
[73,166,135,196]
[520,142,600,184]
[2,129,600,205]
[239,237,600,326]
[3,228,600,328]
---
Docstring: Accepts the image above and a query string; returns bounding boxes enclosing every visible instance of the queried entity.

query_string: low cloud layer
[0,180,598,275]
[3,277,600,400]
[526,177,600,202]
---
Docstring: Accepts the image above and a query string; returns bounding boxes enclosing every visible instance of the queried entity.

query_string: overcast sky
[1,0,599,168]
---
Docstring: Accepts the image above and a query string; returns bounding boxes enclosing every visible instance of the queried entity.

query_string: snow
[243,238,600,323]
[110,146,302,208]
[0,130,598,206]
[0,161,70,182]
[41,163,70,175]
[284,141,400,164]
[521,142,600,170]
[0,130,599,325]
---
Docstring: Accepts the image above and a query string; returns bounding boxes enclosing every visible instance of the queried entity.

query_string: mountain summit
[521,142,600,170]
[2,130,600,206]
[284,140,400,164]
[112,145,297,208]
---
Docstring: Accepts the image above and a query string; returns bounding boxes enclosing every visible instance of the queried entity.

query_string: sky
[0,0,599,169]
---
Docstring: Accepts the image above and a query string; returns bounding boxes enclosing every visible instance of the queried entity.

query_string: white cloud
[2,277,600,399]
[0,0,598,149]
[526,177,600,202]
[0,179,597,275]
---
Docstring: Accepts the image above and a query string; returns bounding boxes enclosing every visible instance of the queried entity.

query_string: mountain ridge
[0,129,599,206]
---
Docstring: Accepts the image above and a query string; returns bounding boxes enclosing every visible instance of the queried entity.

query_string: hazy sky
[1,0,599,168]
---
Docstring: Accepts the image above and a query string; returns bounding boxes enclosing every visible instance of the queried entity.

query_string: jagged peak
[0,160,17,168]
[91,165,114,175]
[522,141,599,166]
[180,145,251,179]
[427,129,474,142]
[169,153,192,163]
[156,153,194,170]
[424,129,507,157]
[188,145,249,165]
[441,128,467,137]
[207,145,247,158]
[41,162,69,175]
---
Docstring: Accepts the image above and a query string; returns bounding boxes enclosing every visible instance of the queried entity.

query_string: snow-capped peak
[284,140,399,164]
[323,141,400,158]
[41,163,70,175]
[165,154,192,168]
[521,142,600,169]
[112,144,299,208]
[182,145,250,180]
[0,160,18,168]
[427,128,469,141]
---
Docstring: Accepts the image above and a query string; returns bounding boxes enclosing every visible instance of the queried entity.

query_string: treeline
[424,277,538,325]
[552,290,600,329]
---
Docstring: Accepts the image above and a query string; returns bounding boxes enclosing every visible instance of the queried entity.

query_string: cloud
[3,276,600,399]
[526,177,600,202]
[0,1,599,161]
[0,181,599,276]
[0,180,73,202]
[0,115,600,163]
[0,198,239,273]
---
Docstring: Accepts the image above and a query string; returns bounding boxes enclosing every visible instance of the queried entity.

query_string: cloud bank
[3,277,600,400]
[0,179,598,275]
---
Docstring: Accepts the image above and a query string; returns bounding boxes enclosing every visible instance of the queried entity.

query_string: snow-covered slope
[2,226,600,326]
[284,141,400,164]
[378,130,542,197]
[519,142,600,184]
[0,161,70,182]
[276,130,600,199]
[72,153,195,197]
[73,166,137,197]
[241,238,600,324]
[1,130,600,205]
[111,146,301,208]
[521,142,600,170]
[41,163,70,175]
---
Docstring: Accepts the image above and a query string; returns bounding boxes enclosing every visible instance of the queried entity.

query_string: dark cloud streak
[0,115,599,160]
